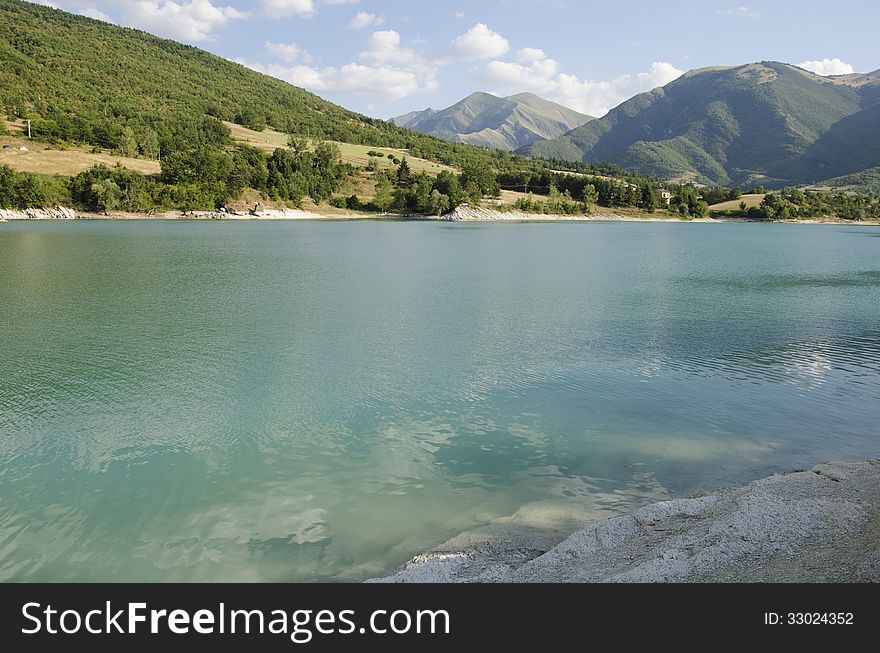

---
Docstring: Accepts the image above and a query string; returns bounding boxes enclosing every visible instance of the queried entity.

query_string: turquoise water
[1,220,879,582]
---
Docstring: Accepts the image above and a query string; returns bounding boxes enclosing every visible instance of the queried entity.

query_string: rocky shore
[3,205,877,226]
[440,205,701,222]
[0,206,77,220]
[0,206,380,221]
[373,461,880,583]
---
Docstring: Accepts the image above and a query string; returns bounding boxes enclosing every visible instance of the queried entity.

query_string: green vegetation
[814,167,880,195]
[497,168,670,214]
[0,164,70,208]
[669,185,709,218]
[712,188,880,221]
[524,62,880,189]
[513,185,595,215]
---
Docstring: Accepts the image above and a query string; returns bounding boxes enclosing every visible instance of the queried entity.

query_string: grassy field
[225,122,454,175]
[0,134,161,176]
[710,194,766,211]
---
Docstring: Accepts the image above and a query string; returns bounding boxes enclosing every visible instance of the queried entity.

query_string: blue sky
[32,1,880,118]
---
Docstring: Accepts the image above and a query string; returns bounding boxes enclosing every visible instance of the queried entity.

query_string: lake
[1,220,878,581]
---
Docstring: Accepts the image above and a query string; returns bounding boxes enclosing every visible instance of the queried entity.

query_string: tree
[464,180,482,205]
[425,189,450,216]
[120,126,138,158]
[433,170,463,208]
[670,184,709,218]
[0,165,15,208]
[373,173,393,212]
[137,127,160,160]
[460,161,499,198]
[12,173,48,208]
[639,183,658,213]
[287,135,309,156]
[582,183,599,206]
[313,142,341,171]
[235,107,266,132]
[90,178,123,211]
[396,157,412,187]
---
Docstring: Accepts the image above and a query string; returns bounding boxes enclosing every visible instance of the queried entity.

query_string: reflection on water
[0,221,879,581]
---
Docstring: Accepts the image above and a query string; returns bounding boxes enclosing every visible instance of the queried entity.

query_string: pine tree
[396,157,412,187]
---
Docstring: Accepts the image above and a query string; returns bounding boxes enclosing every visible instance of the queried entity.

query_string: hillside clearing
[710,194,766,211]
[225,122,454,175]
[0,137,161,176]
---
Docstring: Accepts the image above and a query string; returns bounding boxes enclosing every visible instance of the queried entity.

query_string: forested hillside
[524,62,880,189]
[0,0,533,169]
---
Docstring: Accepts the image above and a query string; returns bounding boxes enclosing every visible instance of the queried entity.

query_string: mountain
[392,92,593,151]
[522,62,880,188]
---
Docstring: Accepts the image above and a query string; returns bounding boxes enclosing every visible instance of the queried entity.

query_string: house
[657,189,673,205]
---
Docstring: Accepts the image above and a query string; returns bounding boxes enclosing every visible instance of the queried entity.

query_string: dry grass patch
[710,194,766,211]
[0,137,160,176]
[225,121,454,176]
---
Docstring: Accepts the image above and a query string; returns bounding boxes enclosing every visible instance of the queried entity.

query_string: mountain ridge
[393,92,593,151]
[522,61,880,188]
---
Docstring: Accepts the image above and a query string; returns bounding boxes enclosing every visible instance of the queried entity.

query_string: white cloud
[797,58,855,76]
[349,11,383,29]
[238,60,425,101]
[265,41,313,64]
[123,1,247,41]
[261,0,315,18]
[238,28,442,102]
[358,30,439,78]
[517,47,546,63]
[719,6,760,18]
[39,0,354,39]
[451,23,509,60]
[81,7,113,22]
[482,51,683,117]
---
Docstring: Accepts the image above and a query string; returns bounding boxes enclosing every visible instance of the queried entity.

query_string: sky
[30,0,880,119]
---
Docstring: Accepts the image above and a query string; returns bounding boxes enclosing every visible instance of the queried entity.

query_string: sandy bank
[372,460,880,583]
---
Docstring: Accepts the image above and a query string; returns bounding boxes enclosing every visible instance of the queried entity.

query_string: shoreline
[372,460,880,583]
[2,206,879,226]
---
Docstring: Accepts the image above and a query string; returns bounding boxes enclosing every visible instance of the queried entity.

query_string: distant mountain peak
[392,93,593,151]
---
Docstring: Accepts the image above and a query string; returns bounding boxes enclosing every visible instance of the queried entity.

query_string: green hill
[523,62,880,188]
[0,0,521,168]
[392,92,593,151]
